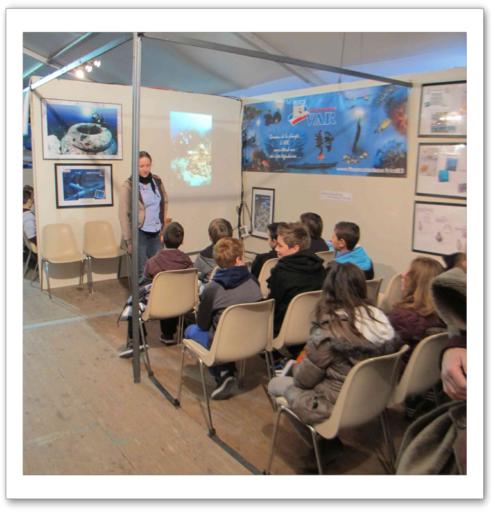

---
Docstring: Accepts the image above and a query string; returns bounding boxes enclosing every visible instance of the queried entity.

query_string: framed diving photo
[412,201,466,256]
[418,81,467,137]
[42,99,122,159]
[251,187,275,238]
[55,163,113,208]
[415,143,467,199]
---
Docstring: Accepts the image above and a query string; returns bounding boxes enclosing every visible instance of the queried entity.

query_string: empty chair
[268,290,322,375]
[378,273,403,313]
[23,230,39,280]
[139,268,199,350]
[83,221,128,293]
[266,344,409,475]
[315,250,335,268]
[258,257,279,299]
[41,223,87,299]
[366,278,383,306]
[177,299,275,435]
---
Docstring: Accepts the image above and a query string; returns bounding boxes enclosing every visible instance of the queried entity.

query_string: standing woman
[119,151,168,280]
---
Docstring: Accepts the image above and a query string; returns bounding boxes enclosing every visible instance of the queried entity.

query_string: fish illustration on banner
[241,84,408,177]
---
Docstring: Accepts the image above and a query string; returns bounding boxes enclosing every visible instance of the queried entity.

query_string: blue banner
[242,84,408,177]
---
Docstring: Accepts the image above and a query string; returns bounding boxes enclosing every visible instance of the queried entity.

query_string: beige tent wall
[242,68,467,285]
[30,78,241,289]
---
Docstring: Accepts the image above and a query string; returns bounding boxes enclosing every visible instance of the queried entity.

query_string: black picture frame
[54,163,114,209]
[251,187,275,239]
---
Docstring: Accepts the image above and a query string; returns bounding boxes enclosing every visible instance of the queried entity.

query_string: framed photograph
[251,187,275,238]
[412,201,466,256]
[416,143,466,199]
[42,99,122,159]
[55,163,113,208]
[418,81,466,137]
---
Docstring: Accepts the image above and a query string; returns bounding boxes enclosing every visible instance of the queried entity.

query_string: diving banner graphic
[241,84,408,177]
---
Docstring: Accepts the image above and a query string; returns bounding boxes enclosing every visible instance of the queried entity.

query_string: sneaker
[210,375,235,400]
[159,334,177,346]
[275,359,296,377]
[118,340,149,359]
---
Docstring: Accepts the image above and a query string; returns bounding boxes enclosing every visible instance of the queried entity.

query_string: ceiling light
[93,60,101,68]
[75,69,85,79]
[85,64,93,73]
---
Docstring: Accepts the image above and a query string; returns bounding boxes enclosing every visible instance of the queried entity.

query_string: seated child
[194,218,233,284]
[442,251,467,272]
[268,261,401,425]
[250,222,287,278]
[267,222,326,339]
[331,221,374,279]
[185,237,261,400]
[118,222,193,358]
[388,257,445,358]
[23,189,36,246]
[300,212,329,253]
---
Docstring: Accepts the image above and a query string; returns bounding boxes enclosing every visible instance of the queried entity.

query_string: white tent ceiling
[23,32,466,96]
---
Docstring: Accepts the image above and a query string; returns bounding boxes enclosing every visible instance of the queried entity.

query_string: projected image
[170,112,212,187]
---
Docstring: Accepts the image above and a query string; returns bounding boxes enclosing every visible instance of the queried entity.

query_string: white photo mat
[416,143,467,198]
[412,201,466,255]
[418,81,467,137]
[251,187,275,238]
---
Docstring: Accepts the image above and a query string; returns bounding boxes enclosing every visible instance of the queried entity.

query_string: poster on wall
[55,163,113,208]
[418,81,467,137]
[412,201,466,256]
[242,84,408,177]
[416,143,466,198]
[42,99,122,159]
[251,187,275,238]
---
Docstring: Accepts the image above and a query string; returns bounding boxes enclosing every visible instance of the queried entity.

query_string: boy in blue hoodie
[184,237,261,400]
[331,221,374,279]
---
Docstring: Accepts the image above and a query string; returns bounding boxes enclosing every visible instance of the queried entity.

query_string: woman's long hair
[397,257,444,316]
[315,261,378,338]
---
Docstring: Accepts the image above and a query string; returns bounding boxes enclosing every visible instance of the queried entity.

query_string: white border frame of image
[6,5,484,502]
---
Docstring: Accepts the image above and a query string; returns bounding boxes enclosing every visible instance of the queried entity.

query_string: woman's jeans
[137,229,161,280]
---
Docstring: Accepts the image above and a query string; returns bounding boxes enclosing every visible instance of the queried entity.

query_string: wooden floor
[23,274,413,476]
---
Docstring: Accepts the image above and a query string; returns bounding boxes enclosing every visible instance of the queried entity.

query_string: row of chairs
[39,221,128,298]
[134,267,448,474]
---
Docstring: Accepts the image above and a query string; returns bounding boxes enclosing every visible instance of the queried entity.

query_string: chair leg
[265,351,274,380]
[176,344,186,404]
[139,319,152,374]
[117,254,122,280]
[309,426,324,475]
[265,405,284,474]
[176,315,184,344]
[40,258,44,292]
[87,257,94,294]
[199,360,215,436]
[44,260,52,300]
[379,410,396,473]
[126,253,132,290]
[237,360,246,389]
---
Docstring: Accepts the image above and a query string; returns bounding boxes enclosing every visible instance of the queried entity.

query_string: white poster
[412,202,466,255]
[416,143,466,198]
[418,82,467,136]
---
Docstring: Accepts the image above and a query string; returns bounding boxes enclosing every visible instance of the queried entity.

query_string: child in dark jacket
[331,221,374,279]
[185,237,261,400]
[267,222,326,339]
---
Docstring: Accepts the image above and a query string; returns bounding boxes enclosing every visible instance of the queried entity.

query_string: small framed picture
[418,81,467,137]
[415,143,466,199]
[251,187,275,238]
[412,201,466,256]
[55,163,113,208]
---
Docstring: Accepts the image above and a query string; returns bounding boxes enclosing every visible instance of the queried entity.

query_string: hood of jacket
[431,266,466,333]
[335,246,372,271]
[277,249,325,275]
[199,244,214,259]
[213,265,252,289]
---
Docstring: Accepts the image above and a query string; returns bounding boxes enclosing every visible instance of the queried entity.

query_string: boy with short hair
[185,237,261,400]
[268,222,326,338]
[250,221,288,278]
[23,189,36,246]
[331,221,374,279]
[300,212,329,253]
[194,218,233,284]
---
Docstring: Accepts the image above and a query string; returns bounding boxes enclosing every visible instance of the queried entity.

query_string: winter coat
[194,244,216,283]
[250,250,277,278]
[144,248,193,280]
[335,246,374,279]
[267,249,326,336]
[197,265,262,346]
[284,306,400,424]
[119,174,168,244]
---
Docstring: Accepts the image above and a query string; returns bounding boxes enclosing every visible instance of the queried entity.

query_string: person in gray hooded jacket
[268,261,401,424]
